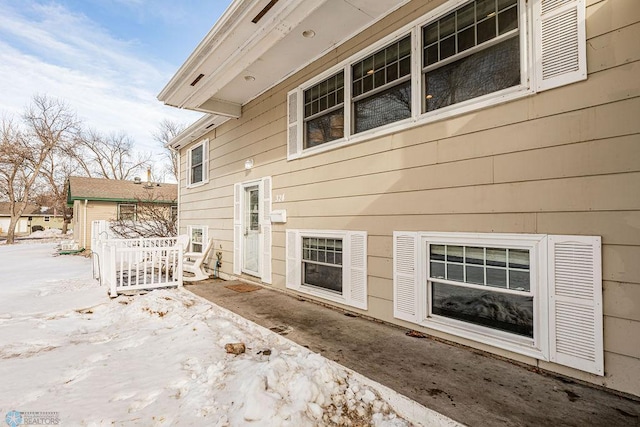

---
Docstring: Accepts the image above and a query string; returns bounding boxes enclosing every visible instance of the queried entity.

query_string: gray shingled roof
[0,202,41,216]
[67,177,177,204]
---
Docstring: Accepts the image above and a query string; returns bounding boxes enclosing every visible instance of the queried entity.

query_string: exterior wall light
[244,158,254,170]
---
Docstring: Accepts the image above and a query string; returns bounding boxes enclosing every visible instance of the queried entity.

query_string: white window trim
[188,225,207,253]
[287,0,586,160]
[186,138,209,188]
[419,232,549,360]
[286,229,367,310]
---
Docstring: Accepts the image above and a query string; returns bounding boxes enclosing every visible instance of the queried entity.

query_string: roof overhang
[159,0,410,144]
[166,114,230,150]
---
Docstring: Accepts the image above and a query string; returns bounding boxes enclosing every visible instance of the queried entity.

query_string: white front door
[242,184,260,276]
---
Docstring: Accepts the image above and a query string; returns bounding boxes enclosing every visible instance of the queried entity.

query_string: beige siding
[72,200,118,250]
[178,0,640,396]
[30,216,64,230]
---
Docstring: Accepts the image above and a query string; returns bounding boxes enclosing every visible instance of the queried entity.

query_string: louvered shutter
[260,177,272,284]
[393,232,419,323]
[233,183,242,275]
[548,235,603,375]
[202,139,209,182]
[287,90,301,160]
[533,0,587,92]
[186,147,193,186]
[286,229,301,290]
[348,231,368,310]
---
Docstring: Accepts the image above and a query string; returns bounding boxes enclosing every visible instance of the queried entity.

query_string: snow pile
[0,243,427,426]
[28,228,70,239]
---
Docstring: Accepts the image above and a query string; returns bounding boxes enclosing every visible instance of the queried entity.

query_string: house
[0,203,64,235]
[66,176,177,250]
[158,0,640,398]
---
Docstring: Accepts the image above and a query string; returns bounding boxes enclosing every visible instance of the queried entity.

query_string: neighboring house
[0,203,64,235]
[158,0,640,397]
[66,177,177,250]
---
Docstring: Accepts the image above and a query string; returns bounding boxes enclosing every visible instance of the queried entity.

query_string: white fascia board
[157,0,253,103]
[158,0,324,108]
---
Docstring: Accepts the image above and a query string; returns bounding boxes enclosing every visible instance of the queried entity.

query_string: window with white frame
[422,0,520,112]
[171,205,178,222]
[44,216,50,222]
[352,35,412,133]
[118,204,136,221]
[287,0,586,159]
[428,242,534,338]
[287,230,367,310]
[187,139,209,187]
[302,237,344,293]
[393,231,603,376]
[188,225,207,253]
[304,72,344,148]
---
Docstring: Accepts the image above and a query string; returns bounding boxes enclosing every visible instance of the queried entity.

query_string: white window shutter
[186,147,192,186]
[393,232,419,323]
[260,177,272,284]
[548,235,603,376]
[202,139,209,182]
[285,229,301,290]
[233,183,242,275]
[533,0,587,92]
[287,89,301,160]
[347,231,368,310]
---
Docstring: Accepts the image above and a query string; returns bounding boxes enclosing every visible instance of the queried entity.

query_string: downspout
[83,199,88,249]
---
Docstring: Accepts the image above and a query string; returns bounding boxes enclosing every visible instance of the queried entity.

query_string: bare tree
[0,95,78,244]
[153,119,185,182]
[39,145,81,234]
[109,194,177,238]
[74,129,151,180]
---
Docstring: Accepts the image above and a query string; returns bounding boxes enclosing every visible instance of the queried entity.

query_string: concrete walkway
[186,279,640,427]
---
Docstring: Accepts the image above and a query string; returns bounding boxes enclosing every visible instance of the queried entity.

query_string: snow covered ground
[0,242,459,426]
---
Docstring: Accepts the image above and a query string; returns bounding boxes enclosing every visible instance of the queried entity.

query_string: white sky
[0,1,231,164]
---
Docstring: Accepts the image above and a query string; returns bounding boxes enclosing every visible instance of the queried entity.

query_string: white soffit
[158,0,409,116]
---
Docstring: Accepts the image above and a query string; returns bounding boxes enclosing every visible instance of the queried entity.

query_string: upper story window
[187,139,209,188]
[304,72,344,148]
[422,0,520,112]
[352,35,412,133]
[171,205,178,222]
[44,216,50,222]
[286,0,586,160]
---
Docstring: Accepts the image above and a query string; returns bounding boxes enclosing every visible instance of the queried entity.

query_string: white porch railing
[91,221,183,297]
